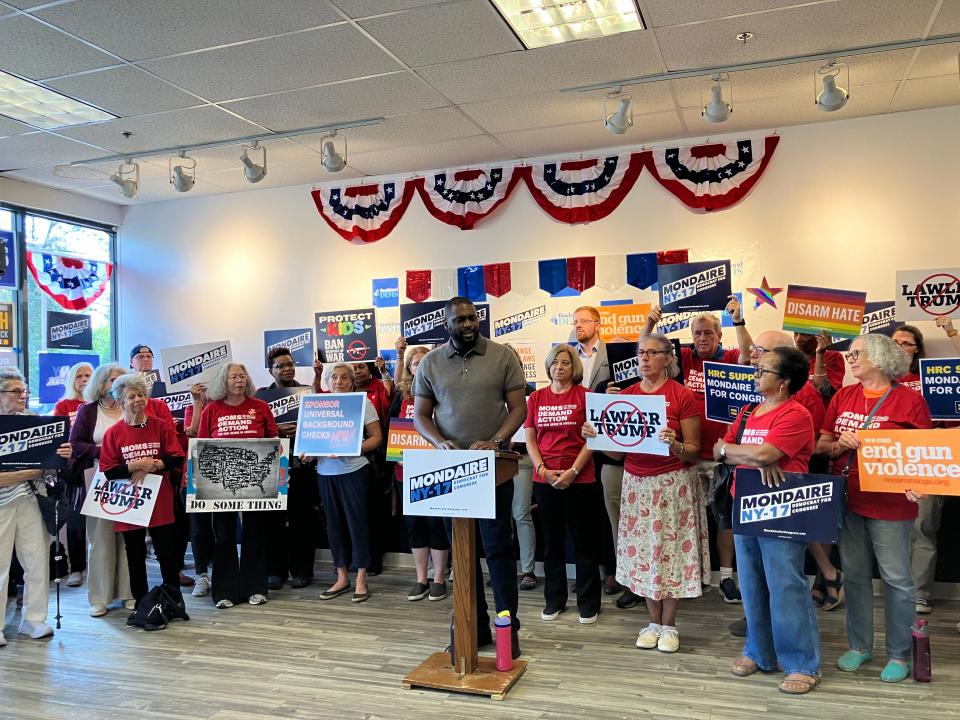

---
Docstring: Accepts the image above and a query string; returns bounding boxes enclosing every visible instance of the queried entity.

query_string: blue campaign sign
[263,328,314,368]
[703,362,763,423]
[733,468,843,544]
[0,230,15,288]
[829,300,897,351]
[294,393,366,456]
[0,414,69,470]
[919,357,960,421]
[400,300,491,344]
[658,260,732,313]
[372,277,400,308]
[46,310,93,350]
[38,351,100,404]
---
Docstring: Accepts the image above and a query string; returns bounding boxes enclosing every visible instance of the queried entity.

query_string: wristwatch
[732,320,746,327]
[719,443,727,458]
[490,435,504,445]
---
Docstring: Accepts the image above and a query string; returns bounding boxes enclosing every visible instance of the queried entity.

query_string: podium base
[401,652,527,700]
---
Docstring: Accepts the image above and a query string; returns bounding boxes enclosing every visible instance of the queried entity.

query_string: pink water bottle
[494,611,512,672]
[912,618,931,683]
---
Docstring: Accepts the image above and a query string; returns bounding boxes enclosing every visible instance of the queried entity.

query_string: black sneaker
[719,578,742,604]
[540,606,566,621]
[289,576,311,589]
[615,588,642,609]
[519,573,537,591]
[406,582,430,601]
[267,575,284,591]
[429,582,447,601]
[729,617,747,637]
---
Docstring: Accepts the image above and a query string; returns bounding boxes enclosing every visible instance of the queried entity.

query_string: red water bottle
[494,611,512,672]
[912,618,931,683]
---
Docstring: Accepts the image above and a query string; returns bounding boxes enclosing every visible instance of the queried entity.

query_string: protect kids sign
[315,308,377,363]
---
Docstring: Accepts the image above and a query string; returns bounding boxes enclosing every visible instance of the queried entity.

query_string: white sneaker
[636,623,661,649]
[216,599,234,609]
[657,626,680,653]
[192,574,210,597]
[65,572,83,588]
[18,620,54,639]
[89,604,108,617]
[540,607,564,621]
[124,599,136,611]
[0,631,6,647]
[249,593,268,606]
[579,613,598,625]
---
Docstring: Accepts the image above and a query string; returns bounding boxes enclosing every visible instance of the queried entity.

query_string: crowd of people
[2,298,960,693]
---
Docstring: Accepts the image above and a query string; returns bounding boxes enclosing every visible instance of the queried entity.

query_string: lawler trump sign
[402,449,496,519]
[584,392,669,456]
[857,429,960,496]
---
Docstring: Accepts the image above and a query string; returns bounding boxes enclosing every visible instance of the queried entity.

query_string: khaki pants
[0,494,49,623]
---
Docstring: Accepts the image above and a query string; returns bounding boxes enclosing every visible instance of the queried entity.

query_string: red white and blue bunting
[645,136,780,212]
[416,166,523,230]
[311,180,416,244]
[26,251,113,311]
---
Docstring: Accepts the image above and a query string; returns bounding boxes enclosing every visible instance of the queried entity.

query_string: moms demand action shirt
[198,397,279,439]
[725,400,814,495]
[525,384,594,484]
[621,380,698,478]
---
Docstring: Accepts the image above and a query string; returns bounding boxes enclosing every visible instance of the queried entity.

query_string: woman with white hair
[817,333,932,683]
[53,362,93,422]
[197,362,278,608]
[0,368,72,645]
[314,363,382,603]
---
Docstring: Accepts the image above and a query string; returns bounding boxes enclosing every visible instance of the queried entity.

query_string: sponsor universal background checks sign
[402,449,496,519]
[161,340,233,392]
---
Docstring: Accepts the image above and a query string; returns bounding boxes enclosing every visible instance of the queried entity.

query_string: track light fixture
[170,151,196,192]
[603,88,633,135]
[702,74,732,123]
[109,159,139,198]
[240,141,267,183]
[815,61,849,112]
[321,131,347,173]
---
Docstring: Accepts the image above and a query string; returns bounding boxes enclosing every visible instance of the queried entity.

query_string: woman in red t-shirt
[99,374,185,606]
[816,334,932,683]
[525,344,602,624]
[891,325,924,392]
[198,363,279,609]
[715,347,819,694]
[52,361,93,423]
[582,334,707,653]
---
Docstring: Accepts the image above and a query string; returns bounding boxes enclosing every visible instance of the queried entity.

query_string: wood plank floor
[4,561,960,720]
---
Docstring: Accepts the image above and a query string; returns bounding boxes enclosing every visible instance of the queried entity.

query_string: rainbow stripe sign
[782,284,867,338]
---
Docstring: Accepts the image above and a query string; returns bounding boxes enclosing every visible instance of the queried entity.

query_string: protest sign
[919,358,960,421]
[657,293,741,336]
[829,300,897,351]
[386,418,432,462]
[0,230,14,288]
[733,468,843,544]
[38,351,100,404]
[598,303,651,343]
[255,386,310,424]
[782,285,867,339]
[858,429,960,496]
[154,389,192,420]
[294,392,366,456]
[81,472,161,527]
[658,260,732,313]
[186,438,289,512]
[402,449,496,519]
[896,267,960,321]
[0,414,69,470]
[585,392,668,455]
[161,340,232,392]
[493,303,548,338]
[0,302,12,348]
[400,300,491,344]
[372,277,400,308]
[314,307,377,363]
[606,342,640,386]
[263,328,313,368]
[139,369,167,398]
[704,362,763,423]
[46,310,92,350]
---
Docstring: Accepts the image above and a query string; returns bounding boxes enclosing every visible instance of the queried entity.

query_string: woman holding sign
[582,334,707,653]
[713,347,820,694]
[816,333,932,683]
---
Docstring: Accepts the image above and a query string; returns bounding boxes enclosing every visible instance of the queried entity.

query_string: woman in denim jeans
[817,334,932,683]
[714,347,819,694]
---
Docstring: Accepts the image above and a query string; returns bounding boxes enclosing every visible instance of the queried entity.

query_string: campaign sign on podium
[402,449,496,519]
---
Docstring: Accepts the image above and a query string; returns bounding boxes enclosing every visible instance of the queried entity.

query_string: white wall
[0,177,123,227]
[118,106,960,386]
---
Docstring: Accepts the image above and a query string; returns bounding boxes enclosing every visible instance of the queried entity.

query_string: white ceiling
[0,0,957,206]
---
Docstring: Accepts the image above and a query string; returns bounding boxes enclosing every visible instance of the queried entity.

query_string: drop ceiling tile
[139,24,401,103]
[892,74,960,112]
[495,111,686,158]
[333,0,450,18]
[1,0,49,7]
[930,1,960,34]
[0,115,34,138]
[642,0,836,28]
[55,105,265,154]
[460,83,676,133]
[347,134,511,176]
[0,131,107,170]
[45,66,203,117]
[418,30,664,104]
[36,0,344,61]
[654,0,939,71]
[0,15,118,80]
[359,0,520,67]
[221,72,448,132]
[910,42,960,79]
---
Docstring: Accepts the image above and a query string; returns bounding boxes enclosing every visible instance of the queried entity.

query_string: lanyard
[841,384,894,477]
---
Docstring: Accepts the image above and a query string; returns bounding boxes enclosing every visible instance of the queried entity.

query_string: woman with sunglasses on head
[816,334,932,683]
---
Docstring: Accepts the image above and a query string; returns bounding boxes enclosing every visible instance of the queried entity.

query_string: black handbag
[708,403,757,531]
[30,477,70,536]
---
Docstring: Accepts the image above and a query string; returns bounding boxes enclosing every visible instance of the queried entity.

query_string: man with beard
[413,297,527,658]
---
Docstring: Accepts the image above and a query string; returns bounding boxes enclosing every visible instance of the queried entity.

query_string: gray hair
[544,344,583,385]
[110,373,148,403]
[639,333,680,379]
[206,362,256,401]
[690,313,721,333]
[0,367,24,391]
[62,362,95,401]
[857,333,909,380]
[85,363,126,403]
[323,362,356,390]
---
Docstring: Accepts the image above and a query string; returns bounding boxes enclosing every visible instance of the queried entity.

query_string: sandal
[731,656,760,677]
[810,571,826,607]
[778,673,821,695]
[821,571,844,612]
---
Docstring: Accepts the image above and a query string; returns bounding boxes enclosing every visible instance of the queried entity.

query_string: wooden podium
[401,451,528,700]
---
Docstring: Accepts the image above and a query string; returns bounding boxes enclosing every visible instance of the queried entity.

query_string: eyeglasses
[133,352,153,359]
[228,374,247,381]
[754,366,783,379]
[637,349,668,358]
[844,350,860,363]
[0,387,28,396]
[749,344,769,355]
[894,341,917,349]
[271,362,295,370]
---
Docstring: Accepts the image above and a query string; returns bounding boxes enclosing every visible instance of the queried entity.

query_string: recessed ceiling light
[0,70,116,130]
[490,0,644,50]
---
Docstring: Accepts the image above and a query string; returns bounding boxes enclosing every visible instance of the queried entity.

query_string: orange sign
[857,429,960,495]
[386,418,432,462]
[598,303,651,343]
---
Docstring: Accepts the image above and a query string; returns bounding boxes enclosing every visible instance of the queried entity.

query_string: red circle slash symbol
[347,339,371,360]
[98,477,142,516]
[600,400,654,448]
[913,274,960,317]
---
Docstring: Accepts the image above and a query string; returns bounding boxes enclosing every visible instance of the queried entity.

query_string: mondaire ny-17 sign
[161,340,233,392]
[0,414,69,470]
[402,449,496,519]
[186,438,289,512]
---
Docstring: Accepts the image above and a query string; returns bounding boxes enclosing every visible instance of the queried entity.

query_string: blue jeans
[511,455,536,575]
[734,534,820,676]
[839,510,914,660]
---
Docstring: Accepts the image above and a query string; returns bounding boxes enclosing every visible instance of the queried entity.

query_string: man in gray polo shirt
[413,296,527,658]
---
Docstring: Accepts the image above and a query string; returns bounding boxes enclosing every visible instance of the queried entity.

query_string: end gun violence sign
[585,392,669,456]
[857,429,960,496]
